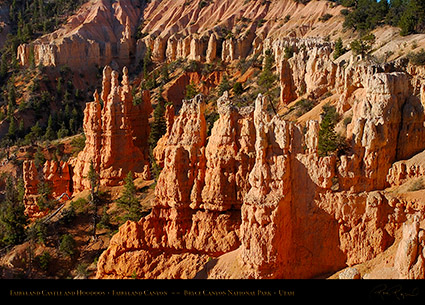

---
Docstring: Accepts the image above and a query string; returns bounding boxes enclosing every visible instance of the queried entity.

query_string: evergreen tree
[233,81,244,96]
[258,49,278,97]
[87,160,99,239]
[56,122,69,139]
[333,37,347,59]
[8,117,17,140]
[44,115,56,141]
[117,171,142,222]
[149,94,167,146]
[143,48,152,78]
[185,82,199,99]
[0,54,8,80]
[318,104,347,157]
[59,234,76,258]
[218,74,231,96]
[350,33,376,57]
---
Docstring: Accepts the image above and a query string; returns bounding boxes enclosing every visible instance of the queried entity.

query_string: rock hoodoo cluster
[73,65,152,192]
[22,160,72,219]
[97,58,425,279]
[96,92,254,278]
[21,65,152,217]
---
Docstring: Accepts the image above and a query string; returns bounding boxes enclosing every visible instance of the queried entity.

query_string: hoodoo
[73,65,152,192]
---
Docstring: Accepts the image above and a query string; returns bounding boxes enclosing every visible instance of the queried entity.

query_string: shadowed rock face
[72,65,152,192]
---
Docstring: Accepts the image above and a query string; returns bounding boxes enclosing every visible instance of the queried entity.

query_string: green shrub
[59,234,77,258]
[319,14,333,22]
[350,33,375,57]
[28,220,48,244]
[218,75,232,96]
[407,49,425,65]
[37,251,51,271]
[283,46,294,59]
[233,82,244,96]
[295,99,315,116]
[185,82,199,99]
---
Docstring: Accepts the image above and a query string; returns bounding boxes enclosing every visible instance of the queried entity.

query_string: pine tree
[149,94,167,146]
[350,33,376,57]
[117,171,142,221]
[233,81,244,96]
[318,104,347,157]
[218,74,231,96]
[59,234,76,258]
[333,37,347,59]
[44,115,56,141]
[258,49,278,97]
[143,48,152,78]
[0,54,8,80]
[185,81,199,99]
[8,117,16,140]
[87,160,99,239]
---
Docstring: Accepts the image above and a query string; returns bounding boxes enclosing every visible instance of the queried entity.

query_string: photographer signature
[371,284,420,301]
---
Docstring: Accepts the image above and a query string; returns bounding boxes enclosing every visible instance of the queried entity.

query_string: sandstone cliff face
[342,72,411,191]
[73,65,151,192]
[394,217,425,279]
[17,0,143,71]
[233,94,345,279]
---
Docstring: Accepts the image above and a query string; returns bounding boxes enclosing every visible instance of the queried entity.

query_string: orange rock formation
[73,65,151,192]
[96,93,255,278]
[98,65,425,279]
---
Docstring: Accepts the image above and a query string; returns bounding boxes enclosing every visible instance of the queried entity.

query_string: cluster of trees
[0,0,89,148]
[340,0,425,36]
